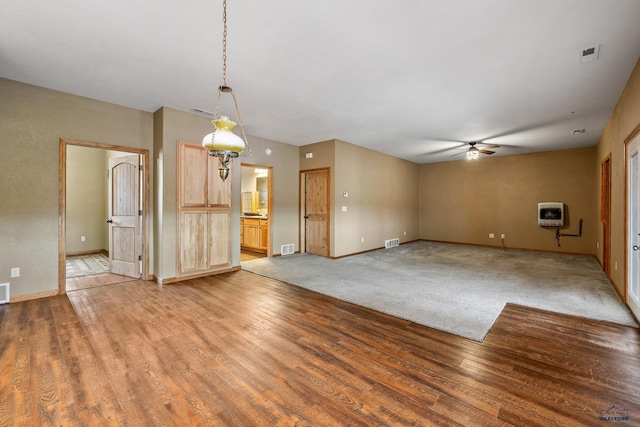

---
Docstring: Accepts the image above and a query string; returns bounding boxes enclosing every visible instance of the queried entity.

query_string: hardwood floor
[66,272,138,291]
[240,249,267,261]
[1,270,638,426]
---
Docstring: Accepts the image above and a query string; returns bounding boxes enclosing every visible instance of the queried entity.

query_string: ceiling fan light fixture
[466,143,480,160]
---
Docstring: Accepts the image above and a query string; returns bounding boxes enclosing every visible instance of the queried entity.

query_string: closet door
[208,156,232,207]
[179,211,208,273]
[208,211,230,267]
[177,141,232,277]
[179,143,208,207]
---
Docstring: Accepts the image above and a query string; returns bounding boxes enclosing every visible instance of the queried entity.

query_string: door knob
[106,219,113,223]
[634,245,639,251]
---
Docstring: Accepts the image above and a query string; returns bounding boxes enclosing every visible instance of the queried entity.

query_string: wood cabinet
[259,219,268,251]
[177,142,232,276]
[241,218,268,253]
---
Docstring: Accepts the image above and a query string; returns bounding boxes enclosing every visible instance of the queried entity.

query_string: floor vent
[385,238,400,249]
[281,244,295,256]
[0,283,9,304]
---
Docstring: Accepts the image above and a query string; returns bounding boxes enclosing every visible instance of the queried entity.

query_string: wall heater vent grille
[385,238,400,249]
[281,244,295,256]
[0,283,9,304]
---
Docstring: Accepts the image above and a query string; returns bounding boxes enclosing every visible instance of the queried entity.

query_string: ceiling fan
[451,142,500,160]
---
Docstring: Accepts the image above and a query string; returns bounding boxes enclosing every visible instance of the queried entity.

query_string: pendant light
[202,0,251,181]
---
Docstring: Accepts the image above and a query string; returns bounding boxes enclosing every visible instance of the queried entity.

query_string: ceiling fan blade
[479,149,495,155]
[449,151,466,157]
[480,144,500,149]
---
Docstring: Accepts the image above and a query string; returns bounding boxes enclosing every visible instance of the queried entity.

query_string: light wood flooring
[240,249,267,261]
[66,272,137,291]
[1,270,639,426]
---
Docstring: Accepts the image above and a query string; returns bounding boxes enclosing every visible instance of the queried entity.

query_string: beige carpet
[66,254,110,278]
[242,241,638,341]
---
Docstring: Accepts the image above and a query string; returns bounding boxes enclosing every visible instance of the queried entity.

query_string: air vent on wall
[385,238,400,249]
[281,244,295,256]
[0,283,9,304]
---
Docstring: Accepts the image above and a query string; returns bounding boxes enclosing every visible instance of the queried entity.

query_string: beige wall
[300,139,420,258]
[0,78,154,298]
[419,147,598,254]
[154,107,301,281]
[66,146,108,254]
[239,136,300,254]
[596,58,640,298]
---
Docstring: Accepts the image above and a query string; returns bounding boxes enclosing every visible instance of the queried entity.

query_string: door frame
[600,155,611,276]
[240,163,273,257]
[58,138,150,294]
[625,124,640,320]
[300,168,331,257]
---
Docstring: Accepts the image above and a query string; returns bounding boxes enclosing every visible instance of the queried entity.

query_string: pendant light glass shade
[202,116,246,154]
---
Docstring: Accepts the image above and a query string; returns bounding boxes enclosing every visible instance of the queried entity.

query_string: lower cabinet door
[179,211,208,273]
[208,211,230,268]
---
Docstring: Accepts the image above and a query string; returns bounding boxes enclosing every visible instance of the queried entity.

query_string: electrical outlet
[361,237,365,243]
[11,268,20,278]
[404,231,407,236]
[501,234,506,239]
[81,235,86,242]
[489,233,495,239]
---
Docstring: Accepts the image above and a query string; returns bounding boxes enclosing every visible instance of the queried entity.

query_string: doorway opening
[240,164,272,261]
[59,139,150,293]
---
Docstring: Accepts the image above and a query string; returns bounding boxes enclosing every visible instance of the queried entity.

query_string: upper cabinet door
[179,142,208,207]
[208,156,232,207]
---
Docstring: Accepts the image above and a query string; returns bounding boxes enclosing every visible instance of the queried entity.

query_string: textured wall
[66,146,108,254]
[0,78,153,298]
[596,58,640,304]
[419,147,598,255]
[299,139,420,258]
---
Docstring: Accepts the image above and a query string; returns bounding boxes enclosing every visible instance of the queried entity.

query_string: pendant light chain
[222,0,227,86]
[209,0,251,160]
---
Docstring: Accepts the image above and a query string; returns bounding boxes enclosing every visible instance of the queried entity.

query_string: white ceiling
[2,0,639,163]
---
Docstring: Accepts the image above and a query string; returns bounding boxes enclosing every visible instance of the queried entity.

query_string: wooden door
[304,169,330,257]
[208,156,232,206]
[179,143,208,207]
[179,211,208,273]
[108,154,140,278]
[208,211,230,267]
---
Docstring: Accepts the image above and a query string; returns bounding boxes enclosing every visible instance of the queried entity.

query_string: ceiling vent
[572,129,586,135]
[580,45,600,63]
[193,108,215,116]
